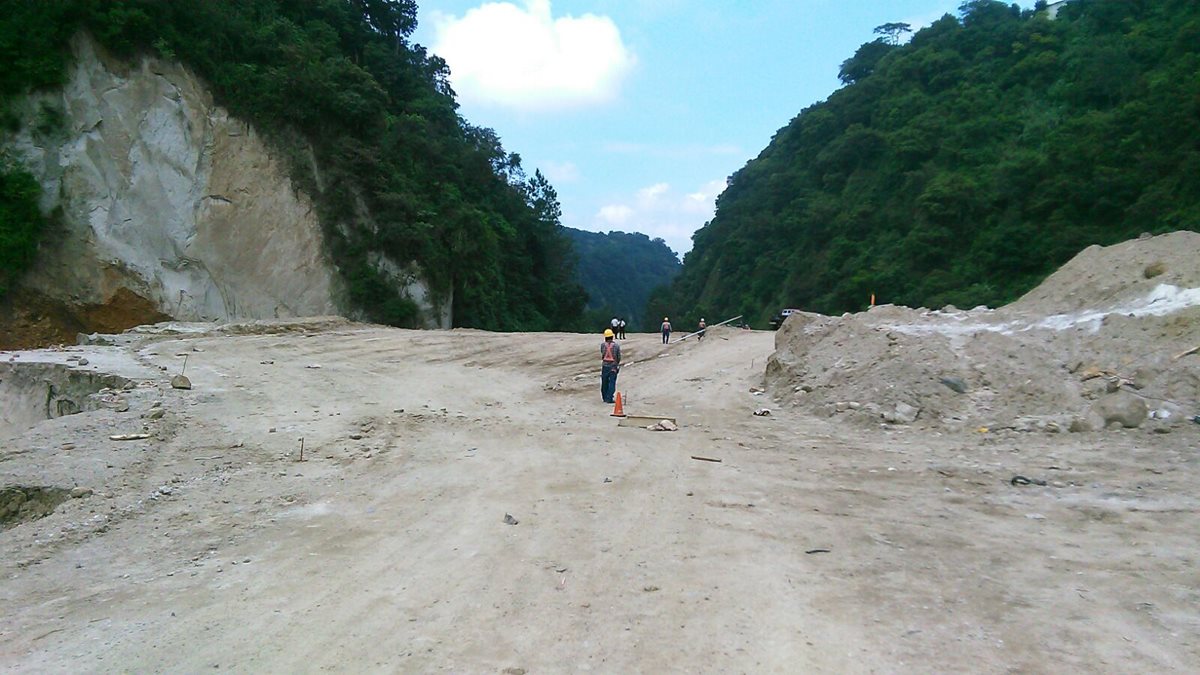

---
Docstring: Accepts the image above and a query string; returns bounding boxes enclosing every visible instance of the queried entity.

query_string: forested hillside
[660,0,1200,326]
[564,228,680,329]
[0,0,584,330]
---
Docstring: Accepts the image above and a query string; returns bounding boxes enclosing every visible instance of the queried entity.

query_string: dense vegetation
[0,155,47,297]
[0,0,585,329]
[660,0,1200,327]
[563,228,680,330]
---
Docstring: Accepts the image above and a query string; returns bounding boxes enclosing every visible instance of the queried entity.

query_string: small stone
[1068,416,1095,433]
[940,376,968,394]
[147,409,166,420]
[503,513,519,525]
[70,487,93,499]
[78,358,89,366]
[349,434,363,440]
[171,374,192,390]
[884,402,920,425]
[1143,261,1166,278]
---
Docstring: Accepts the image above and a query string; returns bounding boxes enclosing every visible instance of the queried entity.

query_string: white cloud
[597,204,634,226]
[431,0,635,111]
[582,179,728,256]
[637,183,670,203]
[541,160,580,184]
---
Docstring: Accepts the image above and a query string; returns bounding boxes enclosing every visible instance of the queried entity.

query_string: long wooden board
[617,415,678,428]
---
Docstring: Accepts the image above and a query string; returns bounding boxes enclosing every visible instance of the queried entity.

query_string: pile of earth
[765,231,1200,432]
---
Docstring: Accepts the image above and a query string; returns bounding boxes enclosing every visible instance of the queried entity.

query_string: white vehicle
[769,308,803,330]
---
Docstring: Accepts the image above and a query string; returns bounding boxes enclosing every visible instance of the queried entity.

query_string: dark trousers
[662,330,670,344]
[601,363,619,403]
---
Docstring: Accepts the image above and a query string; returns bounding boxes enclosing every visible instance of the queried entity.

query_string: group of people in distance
[599,315,708,404]
[608,316,627,339]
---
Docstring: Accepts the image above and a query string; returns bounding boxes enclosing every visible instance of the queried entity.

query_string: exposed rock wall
[2,34,450,338]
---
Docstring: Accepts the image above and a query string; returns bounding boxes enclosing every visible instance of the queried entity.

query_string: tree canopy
[659,0,1200,326]
[563,228,681,330]
[0,0,585,330]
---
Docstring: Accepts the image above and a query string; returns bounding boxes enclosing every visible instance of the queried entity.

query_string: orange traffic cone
[610,392,626,417]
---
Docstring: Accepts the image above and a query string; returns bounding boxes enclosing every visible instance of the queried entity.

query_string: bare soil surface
[1,313,1198,673]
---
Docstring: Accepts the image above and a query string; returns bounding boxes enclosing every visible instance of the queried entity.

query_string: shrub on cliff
[0,156,46,297]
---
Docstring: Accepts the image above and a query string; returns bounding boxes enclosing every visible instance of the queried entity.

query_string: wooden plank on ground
[617,415,677,427]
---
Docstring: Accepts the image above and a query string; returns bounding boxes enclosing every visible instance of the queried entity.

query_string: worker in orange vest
[600,328,622,404]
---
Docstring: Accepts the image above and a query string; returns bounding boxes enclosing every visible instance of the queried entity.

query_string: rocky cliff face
[2,35,448,345]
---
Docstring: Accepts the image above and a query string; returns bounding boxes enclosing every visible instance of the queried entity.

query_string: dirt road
[2,321,1197,672]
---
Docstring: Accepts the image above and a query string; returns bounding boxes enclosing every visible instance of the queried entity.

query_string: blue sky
[412,1,984,258]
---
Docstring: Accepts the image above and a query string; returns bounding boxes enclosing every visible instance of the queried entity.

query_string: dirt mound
[1008,230,1200,315]
[765,231,1200,431]
[0,287,171,351]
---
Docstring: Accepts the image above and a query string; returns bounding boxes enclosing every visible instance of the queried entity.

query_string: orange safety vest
[602,341,617,363]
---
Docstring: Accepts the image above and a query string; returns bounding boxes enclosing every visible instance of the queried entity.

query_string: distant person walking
[600,328,622,404]
[618,318,626,340]
[661,317,672,344]
[611,316,620,334]
[697,318,706,341]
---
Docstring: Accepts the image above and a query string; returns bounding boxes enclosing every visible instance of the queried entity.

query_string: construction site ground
[1,319,1196,673]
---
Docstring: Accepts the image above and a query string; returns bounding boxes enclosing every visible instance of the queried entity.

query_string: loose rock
[884,402,920,425]
[940,376,968,394]
[1089,391,1148,429]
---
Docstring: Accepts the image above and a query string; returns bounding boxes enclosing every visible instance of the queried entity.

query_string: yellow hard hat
[604,328,614,337]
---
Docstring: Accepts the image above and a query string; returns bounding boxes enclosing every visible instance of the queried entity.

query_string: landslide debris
[765,231,1200,432]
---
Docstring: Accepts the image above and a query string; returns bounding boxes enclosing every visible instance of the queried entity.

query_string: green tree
[659,0,1200,325]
